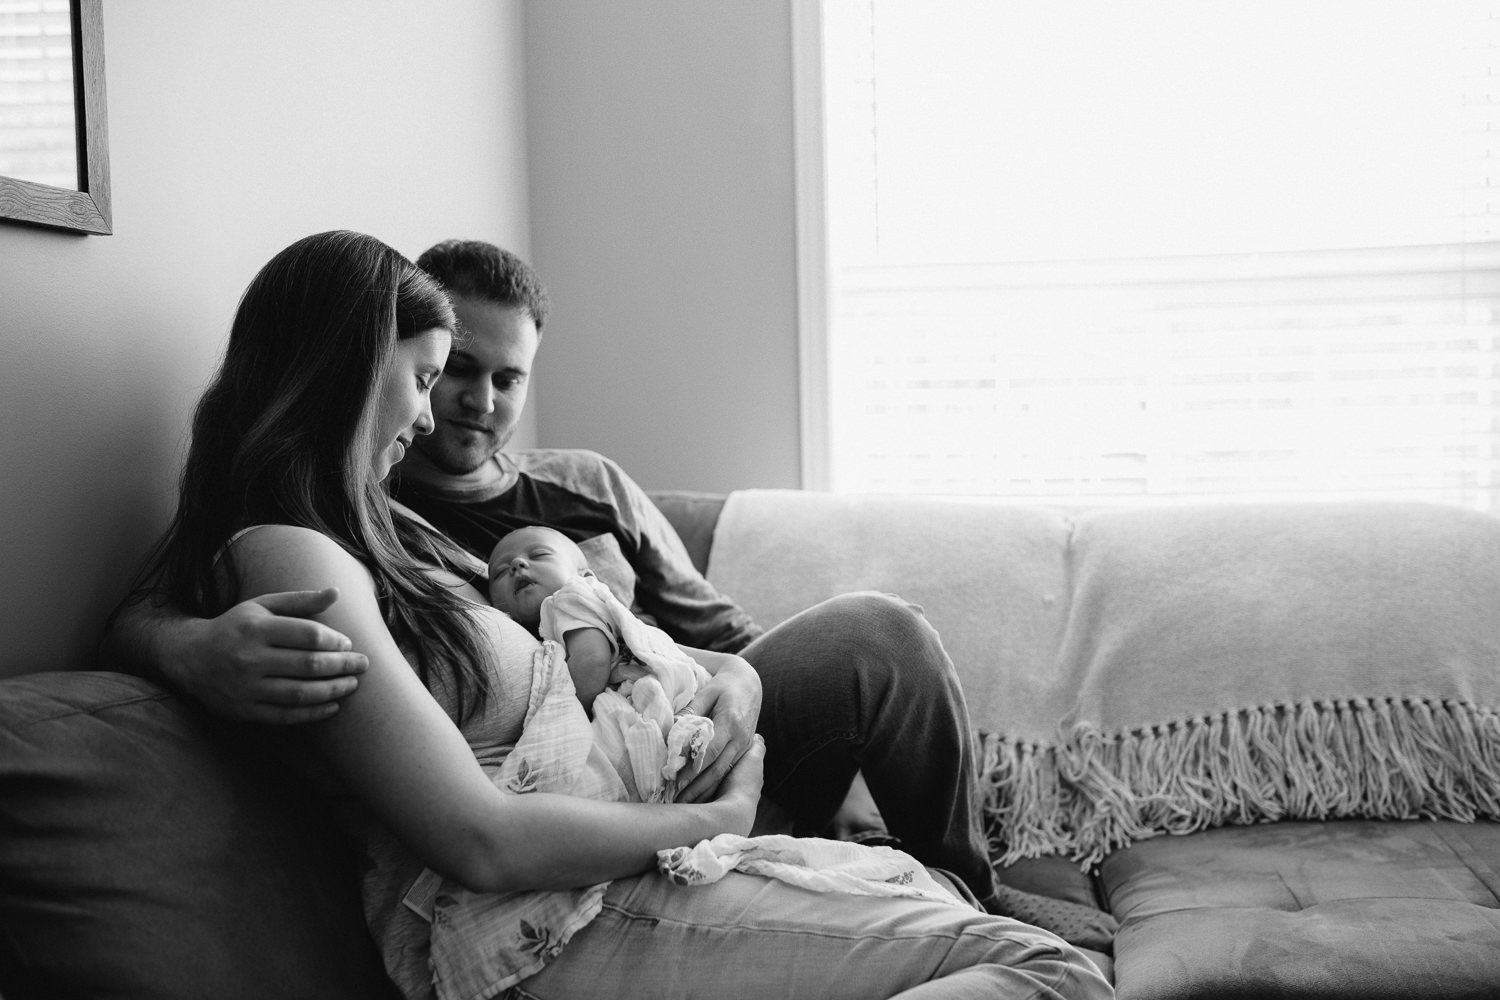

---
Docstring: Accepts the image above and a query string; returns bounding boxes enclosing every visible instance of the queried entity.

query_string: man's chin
[405,440,494,478]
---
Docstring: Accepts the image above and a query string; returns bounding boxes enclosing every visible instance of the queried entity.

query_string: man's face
[406,295,540,478]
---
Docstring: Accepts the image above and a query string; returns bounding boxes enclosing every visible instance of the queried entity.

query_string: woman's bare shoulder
[224,524,374,596]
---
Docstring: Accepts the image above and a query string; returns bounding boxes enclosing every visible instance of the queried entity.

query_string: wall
[0,0,533,677]
[523,0,802,493]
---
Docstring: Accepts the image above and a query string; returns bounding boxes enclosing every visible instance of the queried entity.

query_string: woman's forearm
[453,791,748,893]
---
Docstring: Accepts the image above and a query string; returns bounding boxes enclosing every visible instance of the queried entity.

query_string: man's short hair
[415,240,551,332]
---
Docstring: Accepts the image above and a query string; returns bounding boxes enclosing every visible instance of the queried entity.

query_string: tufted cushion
[996,854,1103,910]
[1100,819,1500,1000]
[0,671,396,1000]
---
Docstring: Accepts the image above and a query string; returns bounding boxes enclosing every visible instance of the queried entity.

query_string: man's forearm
[99,594,198,689]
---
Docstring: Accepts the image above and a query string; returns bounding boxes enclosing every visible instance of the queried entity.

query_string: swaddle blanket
[709,492,1500,866]
[658,834,966,906]
[591,686,713,802]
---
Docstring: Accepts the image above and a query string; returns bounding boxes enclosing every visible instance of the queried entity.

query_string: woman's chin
[373,442,405,482]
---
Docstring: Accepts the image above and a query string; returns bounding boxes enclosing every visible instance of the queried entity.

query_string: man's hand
[165,588,368,724]
[676,655,762,802]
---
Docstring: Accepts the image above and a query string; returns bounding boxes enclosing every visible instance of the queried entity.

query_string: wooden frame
[0,0,110,234]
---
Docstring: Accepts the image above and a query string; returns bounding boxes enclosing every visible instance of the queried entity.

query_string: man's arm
[582,453,762,652]
[102,588,368,724]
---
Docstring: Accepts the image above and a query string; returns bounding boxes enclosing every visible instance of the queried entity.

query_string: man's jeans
[511,869,1113,999]
[741,591,1001,908]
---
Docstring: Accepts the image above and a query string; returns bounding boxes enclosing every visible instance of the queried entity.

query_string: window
[797,0,1500,509]
[0,0,76,189]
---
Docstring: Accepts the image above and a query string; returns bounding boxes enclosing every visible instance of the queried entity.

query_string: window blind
[0,1,77,190]
[817,0,1500,509]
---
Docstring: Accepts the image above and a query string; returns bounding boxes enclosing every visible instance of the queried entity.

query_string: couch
[3,489,1498,999]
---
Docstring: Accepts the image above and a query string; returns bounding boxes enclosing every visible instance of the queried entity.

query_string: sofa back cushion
[0,671,395,1000]
[704,489,1077,728]
[648,489,727,575]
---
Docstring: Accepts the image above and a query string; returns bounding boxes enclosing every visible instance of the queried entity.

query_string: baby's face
[487,526,588,629]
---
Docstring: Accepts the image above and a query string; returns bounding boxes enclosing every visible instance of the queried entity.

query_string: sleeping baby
[486,524,714,800]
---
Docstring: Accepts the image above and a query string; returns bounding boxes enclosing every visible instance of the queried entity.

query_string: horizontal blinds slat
[830,255,1500,507]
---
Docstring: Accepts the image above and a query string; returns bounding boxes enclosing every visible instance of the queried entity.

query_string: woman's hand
[676,654,763,803]
[709,733,767,836]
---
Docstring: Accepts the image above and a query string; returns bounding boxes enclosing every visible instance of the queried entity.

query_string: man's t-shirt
[389,448,761,653]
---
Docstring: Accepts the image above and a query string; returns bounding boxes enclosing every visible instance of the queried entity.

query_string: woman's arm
[674,643,763,803]
[231,525,762,893]
[101,589,368,723]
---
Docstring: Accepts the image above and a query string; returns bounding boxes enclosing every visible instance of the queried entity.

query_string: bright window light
[813,0,1500,507]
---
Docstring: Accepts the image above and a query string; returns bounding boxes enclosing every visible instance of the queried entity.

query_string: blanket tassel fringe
[978,696,1500,868]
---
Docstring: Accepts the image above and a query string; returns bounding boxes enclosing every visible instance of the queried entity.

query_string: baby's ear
[579,567,596,578]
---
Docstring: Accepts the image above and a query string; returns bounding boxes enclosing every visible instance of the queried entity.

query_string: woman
[131,230,1112,1000]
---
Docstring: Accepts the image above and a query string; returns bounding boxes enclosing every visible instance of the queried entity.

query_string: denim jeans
[510,870,1113,1000]
[740,591,1002,908]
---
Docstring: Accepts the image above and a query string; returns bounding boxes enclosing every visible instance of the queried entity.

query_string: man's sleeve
[597,456,763,653]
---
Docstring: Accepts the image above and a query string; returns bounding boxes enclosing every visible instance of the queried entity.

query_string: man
[106,241,1112,942]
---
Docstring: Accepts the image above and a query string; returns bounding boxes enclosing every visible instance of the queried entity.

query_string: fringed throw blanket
[978,696,1500,866]
[708,492,1500,866]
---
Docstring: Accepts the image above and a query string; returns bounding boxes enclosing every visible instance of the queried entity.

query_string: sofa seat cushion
[1100,819,1500,1000]
[995,854,1104,910]
[0,670,395,1000]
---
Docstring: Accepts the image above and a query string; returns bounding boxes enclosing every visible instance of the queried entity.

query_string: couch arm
[0,670,396,1000]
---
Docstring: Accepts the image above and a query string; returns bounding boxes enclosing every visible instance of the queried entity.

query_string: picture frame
[0,0,110,235]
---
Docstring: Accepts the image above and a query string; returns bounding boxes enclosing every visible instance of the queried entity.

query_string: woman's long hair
[128,230,493,720]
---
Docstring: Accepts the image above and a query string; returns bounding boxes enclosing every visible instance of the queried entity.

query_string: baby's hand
[663,714,714,783]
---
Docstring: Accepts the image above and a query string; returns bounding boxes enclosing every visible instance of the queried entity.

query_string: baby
[487,525,713,801]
